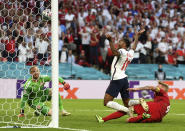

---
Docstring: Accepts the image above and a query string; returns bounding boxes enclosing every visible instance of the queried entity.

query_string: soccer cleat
[95,115,104,123]
[62,110,71,116]
[142,113,151,119]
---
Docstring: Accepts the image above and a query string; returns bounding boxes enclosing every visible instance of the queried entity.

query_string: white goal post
[51,0,59,128]
[0,0,60,128]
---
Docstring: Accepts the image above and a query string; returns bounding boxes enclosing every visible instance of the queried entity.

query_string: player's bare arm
[106,34,120,56]
[131,29,145,51]
[128,86,157,92]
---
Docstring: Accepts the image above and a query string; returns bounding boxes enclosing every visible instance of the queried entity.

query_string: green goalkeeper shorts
[28,98,50,116]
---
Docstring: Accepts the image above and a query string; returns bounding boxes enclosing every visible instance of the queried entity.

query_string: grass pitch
[0,99,185,131]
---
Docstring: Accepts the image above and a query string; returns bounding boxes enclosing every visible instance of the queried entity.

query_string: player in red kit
[96,81,170,123]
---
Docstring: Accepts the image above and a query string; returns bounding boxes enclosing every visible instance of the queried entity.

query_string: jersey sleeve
[20,80,31,110]
[20,91,29,110]
[118,49,127,57]
[59,77,65,84]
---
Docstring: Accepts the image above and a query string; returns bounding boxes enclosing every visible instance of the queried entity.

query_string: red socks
[103,111,126,122]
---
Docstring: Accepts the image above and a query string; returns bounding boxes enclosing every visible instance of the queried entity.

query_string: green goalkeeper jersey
[20,75,65,110]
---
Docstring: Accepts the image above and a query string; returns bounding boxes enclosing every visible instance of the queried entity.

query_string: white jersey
[111,49,134,80]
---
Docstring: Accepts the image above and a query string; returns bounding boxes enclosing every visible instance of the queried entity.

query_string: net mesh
[0,0,52,127]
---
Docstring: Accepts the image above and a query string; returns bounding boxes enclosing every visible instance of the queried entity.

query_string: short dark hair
[123,38,130,48]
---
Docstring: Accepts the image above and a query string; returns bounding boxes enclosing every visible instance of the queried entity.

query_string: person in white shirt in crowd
[18,42,27,62]
[136,41,147,64]
[67,50,75,65]
[60,45,68,63]
[78,10,85,28]
[65,10,75,29]
[35,35,49,64]
[26,42,35,63]
[79,26,91,62]
[156,37,168,64]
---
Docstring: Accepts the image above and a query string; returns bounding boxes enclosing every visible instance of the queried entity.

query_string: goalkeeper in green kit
[18,66,71,117]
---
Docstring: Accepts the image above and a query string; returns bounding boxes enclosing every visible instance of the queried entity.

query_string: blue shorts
[105,77,129,99]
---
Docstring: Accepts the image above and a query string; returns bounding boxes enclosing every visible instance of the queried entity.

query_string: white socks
[106,101,129,112]
[128,100,140,106]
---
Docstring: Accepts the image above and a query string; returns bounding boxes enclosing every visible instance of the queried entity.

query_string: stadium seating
[126,64,185,80]
[0,62,110,80]
[0,62,184,80]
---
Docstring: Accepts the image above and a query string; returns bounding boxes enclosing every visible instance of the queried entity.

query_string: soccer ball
[42,9,51,20]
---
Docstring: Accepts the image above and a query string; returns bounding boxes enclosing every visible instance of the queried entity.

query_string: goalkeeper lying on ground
[18,66,71,117]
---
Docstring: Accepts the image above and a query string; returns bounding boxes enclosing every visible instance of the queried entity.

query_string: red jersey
[130,88,170,123]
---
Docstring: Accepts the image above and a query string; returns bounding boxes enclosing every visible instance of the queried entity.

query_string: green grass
[0,99,185,131]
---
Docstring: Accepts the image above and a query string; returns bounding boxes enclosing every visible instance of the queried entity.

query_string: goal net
[0,0,59,128]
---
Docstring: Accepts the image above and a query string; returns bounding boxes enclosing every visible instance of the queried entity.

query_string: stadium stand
[0,62,184,80]
[0,0,184,80]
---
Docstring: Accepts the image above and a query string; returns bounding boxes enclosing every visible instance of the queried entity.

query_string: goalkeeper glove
[142,113,151,119]
[62,82,70,90]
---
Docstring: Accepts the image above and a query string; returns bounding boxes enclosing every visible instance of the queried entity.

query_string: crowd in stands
[0,0,184,74]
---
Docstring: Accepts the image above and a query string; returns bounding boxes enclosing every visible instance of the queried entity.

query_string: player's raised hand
[63,82,70,90]
[105,34,112,42]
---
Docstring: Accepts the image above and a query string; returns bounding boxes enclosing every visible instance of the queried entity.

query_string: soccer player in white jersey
[103,29,145,112]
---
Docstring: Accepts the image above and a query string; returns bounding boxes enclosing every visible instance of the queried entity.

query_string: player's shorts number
[166,106,170,114]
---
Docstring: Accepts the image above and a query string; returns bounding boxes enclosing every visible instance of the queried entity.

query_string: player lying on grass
[96,81,170,123]
[18,66,71,117]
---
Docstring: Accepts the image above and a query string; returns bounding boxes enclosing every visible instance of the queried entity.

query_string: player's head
[30,66,40,80]
[118,38,130,49]
[158,81,169,92]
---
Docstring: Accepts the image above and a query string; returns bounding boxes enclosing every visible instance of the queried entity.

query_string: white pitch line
[0,122,90,131]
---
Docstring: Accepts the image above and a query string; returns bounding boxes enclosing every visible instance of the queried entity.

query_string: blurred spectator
[90,29,99,66]
[77,50,89,67]
[145,37,152,63]
[59,36,64,62]
[79,27,91,63]
[65,10,75,29]
[65,29,76,50]
[67,50,75,65]
[165,47,176,65]
[5,36,17,62]
[155,64,166,80]
[18,42,27,62]
[156,38,168,64]
[179,76,184,80]
[60,45,68,63]
[26,42,35,65]
[175,43,185,64]
[35,35,49,64]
